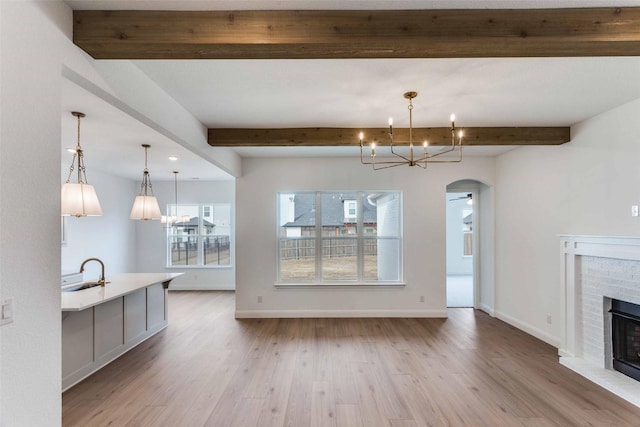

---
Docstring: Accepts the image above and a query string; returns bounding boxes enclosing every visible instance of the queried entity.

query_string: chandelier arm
[412,161,428,169]
[388,139,413,163]
[424,148,463,162]
[372,162,411,170]
[360,141,375,165]
[425,136,463,161]
[426,146,456,159]
[423,151,464,163]
[389,145,413,162]
[388,134,410,162]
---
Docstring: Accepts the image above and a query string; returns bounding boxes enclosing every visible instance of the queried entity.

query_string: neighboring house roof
[175,216,215,228]
[284,193,377,227]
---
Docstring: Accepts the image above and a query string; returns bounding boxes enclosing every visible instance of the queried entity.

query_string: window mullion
[357,192,364,282]
[198,206,203,266]
[315,191,322,283]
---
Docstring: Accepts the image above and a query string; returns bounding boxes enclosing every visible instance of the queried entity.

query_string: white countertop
[62,273,183,312]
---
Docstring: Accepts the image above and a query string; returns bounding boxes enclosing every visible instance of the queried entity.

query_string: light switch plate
[632,205,639,217]
[1,297,14,326]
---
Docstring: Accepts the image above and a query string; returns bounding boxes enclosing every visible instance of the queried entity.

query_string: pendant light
[130,144,162,220]
[61,111,103,217]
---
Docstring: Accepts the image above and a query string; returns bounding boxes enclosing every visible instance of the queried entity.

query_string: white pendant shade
[62,111,102,218]
[61,183,103,217]
[130,195,162,220]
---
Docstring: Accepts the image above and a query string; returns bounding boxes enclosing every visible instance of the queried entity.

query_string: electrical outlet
[420,296,425,303]
[1,298,14,326]
[546,314,552,325]
[257,296,263,303]
[632,206,639,217]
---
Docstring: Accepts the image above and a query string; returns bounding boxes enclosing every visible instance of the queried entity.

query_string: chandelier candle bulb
[450,113,455,129]
[388,117,393,135]
[371,142,376,157]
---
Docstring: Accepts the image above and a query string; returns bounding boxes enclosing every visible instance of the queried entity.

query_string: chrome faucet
[80,258,106,286]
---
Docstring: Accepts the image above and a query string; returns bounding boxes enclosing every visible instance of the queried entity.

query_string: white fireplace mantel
[559,235,640,407]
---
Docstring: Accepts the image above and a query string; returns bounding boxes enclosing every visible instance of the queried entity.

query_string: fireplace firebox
[610,299,640,382]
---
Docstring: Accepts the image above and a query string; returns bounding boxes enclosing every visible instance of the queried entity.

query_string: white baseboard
[235,309,448,319]
[479,303,495,316]
[494,309,560,348]
[169,284,235,291]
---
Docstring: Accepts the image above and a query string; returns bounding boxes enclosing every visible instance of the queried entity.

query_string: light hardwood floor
[63,291,640,426]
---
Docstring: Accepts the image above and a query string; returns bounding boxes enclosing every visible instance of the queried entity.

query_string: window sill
[165,265,233,269]
[275,282,406,289]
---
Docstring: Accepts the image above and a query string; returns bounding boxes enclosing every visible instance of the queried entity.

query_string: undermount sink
[61,282,110,292]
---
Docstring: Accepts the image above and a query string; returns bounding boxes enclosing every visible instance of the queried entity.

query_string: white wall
[494,96,640,348]
[136,180,236,290]
[61,169,138,281]
[0,1,212,424]
[0,2,75,424]
[478,183,495,314]
[446,193,473,276]
[236,156,495,317]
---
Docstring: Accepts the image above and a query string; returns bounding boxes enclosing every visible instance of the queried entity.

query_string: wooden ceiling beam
[208,127,570,147]
[73,8,640,59]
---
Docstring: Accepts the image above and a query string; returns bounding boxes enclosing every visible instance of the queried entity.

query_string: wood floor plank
[228,398,265,427]
[62,291,640,427]
[389,374,449,427]
[311,380,337,427]
[282,354,314,427]
[256,350,297,427]
[335,404,364,427]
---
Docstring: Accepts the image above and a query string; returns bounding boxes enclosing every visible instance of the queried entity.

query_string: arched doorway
[446,179,495,313]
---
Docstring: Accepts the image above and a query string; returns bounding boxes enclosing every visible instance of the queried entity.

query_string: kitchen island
[62,273,182,391]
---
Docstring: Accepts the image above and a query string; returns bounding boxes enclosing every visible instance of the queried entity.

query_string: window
[167,204,231,268]
[344,200,357,220]
[278,191,402,284]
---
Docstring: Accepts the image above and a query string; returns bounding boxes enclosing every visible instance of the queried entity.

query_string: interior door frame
[446,186,480,309]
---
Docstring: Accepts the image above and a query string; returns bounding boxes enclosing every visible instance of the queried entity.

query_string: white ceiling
[61,78,234,181]
[63,0,640,177]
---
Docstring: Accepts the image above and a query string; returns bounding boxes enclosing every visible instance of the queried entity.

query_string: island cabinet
[62,273,182,391]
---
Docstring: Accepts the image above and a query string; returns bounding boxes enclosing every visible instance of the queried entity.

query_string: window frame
[166,203,232,269]
[277,191,403,285]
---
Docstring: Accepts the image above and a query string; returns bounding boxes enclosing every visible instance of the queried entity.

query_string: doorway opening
[446,191,474,307]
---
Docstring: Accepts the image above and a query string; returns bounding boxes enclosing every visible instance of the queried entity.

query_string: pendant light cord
[174,171,179,218]
[65,112,90,185]
[138,144,155,197]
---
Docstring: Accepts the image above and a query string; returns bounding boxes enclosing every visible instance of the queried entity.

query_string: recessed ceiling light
[191,177,200,180]
[168,156,178,161]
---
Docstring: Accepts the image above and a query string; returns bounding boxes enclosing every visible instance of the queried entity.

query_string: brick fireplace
[560,236,640,407]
